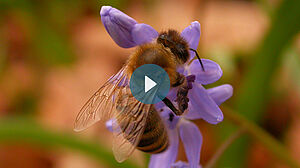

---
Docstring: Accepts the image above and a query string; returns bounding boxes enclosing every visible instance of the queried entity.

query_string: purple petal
[207,84,233,105]
[105,119,121,133]
[181,21,201,60]
[105,119,114,132]
[172,161,202,168]
[179,120,202,168]
[149,129,179,168]
[160,108,180,129]
[100,6,137,48]
[155,87,178,110]
[177,65,186,74]
[188,59,223,85]
[185,83,223,124]
[168,88,178,101]
[132,23,158,45]
[108,67,129,87]
[154,101,164,110]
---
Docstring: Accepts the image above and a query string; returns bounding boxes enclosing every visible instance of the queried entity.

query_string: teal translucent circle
[129,64,170,104]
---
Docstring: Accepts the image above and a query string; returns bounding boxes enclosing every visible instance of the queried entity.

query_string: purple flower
[172,161,202,168]
[101,6,233,168]
[149,82,232,168]
[100,6,158,48]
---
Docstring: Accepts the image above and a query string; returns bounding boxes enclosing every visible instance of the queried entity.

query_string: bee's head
[157,30,190,64]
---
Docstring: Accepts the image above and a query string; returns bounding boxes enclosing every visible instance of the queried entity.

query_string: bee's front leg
[162,97,181,115]
[176,74,195,114]
[162,74,195,116]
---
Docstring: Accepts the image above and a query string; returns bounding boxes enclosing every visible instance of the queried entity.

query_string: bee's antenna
[189,48,205,71]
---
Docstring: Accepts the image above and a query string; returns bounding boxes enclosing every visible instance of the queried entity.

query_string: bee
[74,29,204,162]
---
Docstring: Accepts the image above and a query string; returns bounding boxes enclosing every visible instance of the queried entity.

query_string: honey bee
[74,29,204,162]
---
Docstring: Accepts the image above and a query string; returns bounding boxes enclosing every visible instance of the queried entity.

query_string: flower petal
[188,59,223,85]
[179,120,202,168]
[149,129,179,168]
[185,83,224,124]
[172,161,202,168]
[100,6,137,48]
[177,65,186,74]
[132,23,158,45]
[160,108,180,129]
[207,84,233,105]
[181,21,201,60]
[105,119,114,132]
[155,87,178,110]
[105,119,121,133]
[154,101,164,110]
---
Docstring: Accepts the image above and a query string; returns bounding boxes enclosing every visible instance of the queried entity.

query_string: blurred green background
[0,0,300,167]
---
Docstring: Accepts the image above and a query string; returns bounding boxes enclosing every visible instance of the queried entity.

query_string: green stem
[223,107,300,168]
[204,128,245,168]
[0,117,140,168]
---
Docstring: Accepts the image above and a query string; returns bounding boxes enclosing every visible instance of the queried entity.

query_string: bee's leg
[171,73,185,87]
[162,97,182,115]
[176,75,195,113]
[161,75,195,116]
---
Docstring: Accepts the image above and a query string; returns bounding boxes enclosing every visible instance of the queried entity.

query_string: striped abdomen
[137,106,169,154]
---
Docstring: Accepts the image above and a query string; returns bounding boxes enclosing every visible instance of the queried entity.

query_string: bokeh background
[1,0,300,167]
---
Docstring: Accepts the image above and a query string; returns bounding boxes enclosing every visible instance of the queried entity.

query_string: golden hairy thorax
[126,43,179,85]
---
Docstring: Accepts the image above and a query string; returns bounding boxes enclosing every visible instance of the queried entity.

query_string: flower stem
[0,117,140,168]
[223,107,300,168]
[204,128,245,168]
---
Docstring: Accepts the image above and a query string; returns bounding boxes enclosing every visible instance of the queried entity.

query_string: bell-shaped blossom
[149,81,232,168]
[172,161,202,168]
[100,6,158,48]
[101,6,233,168]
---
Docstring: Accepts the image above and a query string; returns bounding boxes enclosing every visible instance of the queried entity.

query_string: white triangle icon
[145,76,157,93]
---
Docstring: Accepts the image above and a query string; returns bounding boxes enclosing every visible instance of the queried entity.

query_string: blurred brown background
[1,0,300,167]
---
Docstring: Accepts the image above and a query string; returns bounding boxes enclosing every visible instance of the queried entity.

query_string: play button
[130,64,170,104]
[145,76,156,93]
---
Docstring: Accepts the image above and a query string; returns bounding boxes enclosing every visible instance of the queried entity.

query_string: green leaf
[219,0,300,167]
[0,117,140,168]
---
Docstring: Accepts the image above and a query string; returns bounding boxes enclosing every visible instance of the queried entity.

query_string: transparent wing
[74,66,129,132]
[111,85,152,162]
[75,64,156,163]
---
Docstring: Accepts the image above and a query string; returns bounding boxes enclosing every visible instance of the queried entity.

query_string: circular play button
[129,64,170,104]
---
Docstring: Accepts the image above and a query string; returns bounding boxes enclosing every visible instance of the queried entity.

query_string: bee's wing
[75,65,155,162]
[74,66,129,132]
[111,85,152,162]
